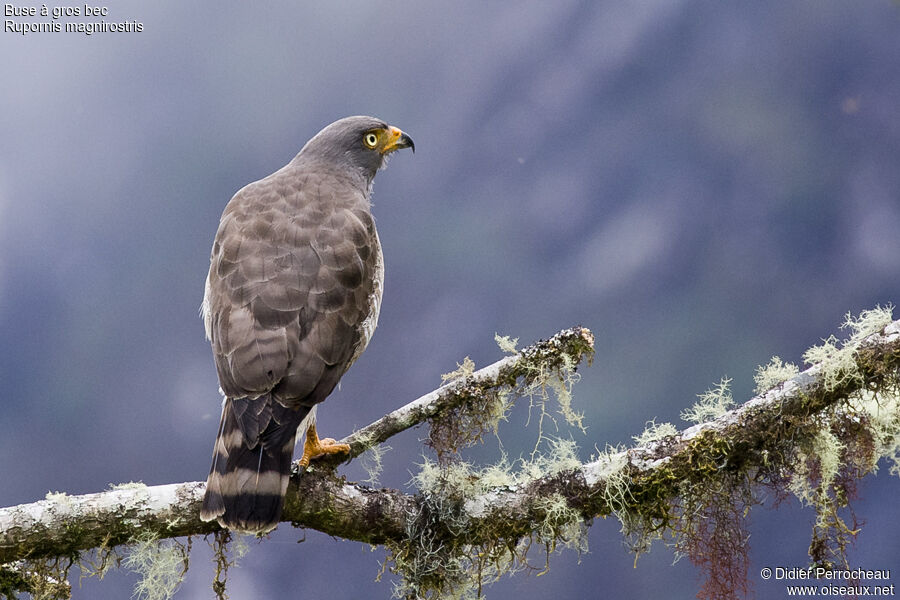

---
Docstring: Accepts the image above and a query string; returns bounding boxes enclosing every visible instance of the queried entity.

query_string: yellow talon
[298,424,351,468]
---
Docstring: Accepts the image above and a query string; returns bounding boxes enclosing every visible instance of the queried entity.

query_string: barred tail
[200,398,308,534]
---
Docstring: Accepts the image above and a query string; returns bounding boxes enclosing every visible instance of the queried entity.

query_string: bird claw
[298,424,351,468]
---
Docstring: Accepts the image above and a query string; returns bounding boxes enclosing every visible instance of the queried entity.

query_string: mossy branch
[0,327,594,568]
[2,317,899,600]
[479,318,900,527]
[324,325,595,464]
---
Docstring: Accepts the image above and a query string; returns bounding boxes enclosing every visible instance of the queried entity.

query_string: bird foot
[298,424,351,468]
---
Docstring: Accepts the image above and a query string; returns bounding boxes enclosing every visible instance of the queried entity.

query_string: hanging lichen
[388,333,594,598]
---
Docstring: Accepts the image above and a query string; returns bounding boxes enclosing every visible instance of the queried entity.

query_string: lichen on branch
[2,314,899,600]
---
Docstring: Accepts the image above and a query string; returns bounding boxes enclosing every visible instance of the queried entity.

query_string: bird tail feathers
[201,397,309,534]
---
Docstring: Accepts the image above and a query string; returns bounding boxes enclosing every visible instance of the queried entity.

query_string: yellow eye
[363,132,379,148]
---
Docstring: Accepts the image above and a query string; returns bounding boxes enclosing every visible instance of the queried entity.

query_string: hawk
[200,116,414,533]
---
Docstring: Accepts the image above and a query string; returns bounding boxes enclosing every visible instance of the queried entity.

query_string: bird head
[296,116,414,181]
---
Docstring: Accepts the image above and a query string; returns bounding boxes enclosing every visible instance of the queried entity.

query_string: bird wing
[204,166,381,413]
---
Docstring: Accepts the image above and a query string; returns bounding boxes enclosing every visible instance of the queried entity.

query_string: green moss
[109,481,149,492]
[494,333,519,355]
[754,356,800,395]
[590,445,631,517]
[441,357,476,383]
[854,391,900,476]
[788,427,844,507]
[354,429,392,486]
[2,556,76,600]
[686,431,735,478]
[633,420,678,446]
[412,437,582,504]
[0,566,27,599]
[122,532,189,600]
[395,331,592,598]
[521,352,585,435]
[428,353,514,463]
[387,469,590,600]
[532,492,589,554]
[802,306,893,392]
[681,378,734,425]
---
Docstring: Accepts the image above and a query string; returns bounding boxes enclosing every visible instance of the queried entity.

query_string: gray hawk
[200,116,414,533]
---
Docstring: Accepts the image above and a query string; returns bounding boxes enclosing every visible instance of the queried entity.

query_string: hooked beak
[382,125,415,154]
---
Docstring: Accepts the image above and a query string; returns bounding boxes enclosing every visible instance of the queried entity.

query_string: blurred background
[2,1,899,597]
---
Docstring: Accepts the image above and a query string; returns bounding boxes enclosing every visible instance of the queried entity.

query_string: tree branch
[2,317,899,599]
[0,327,595,565]
[327,325,595,462]
[462,318,900,537]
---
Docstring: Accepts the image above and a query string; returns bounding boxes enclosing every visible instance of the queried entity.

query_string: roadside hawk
[200,116,414,533]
